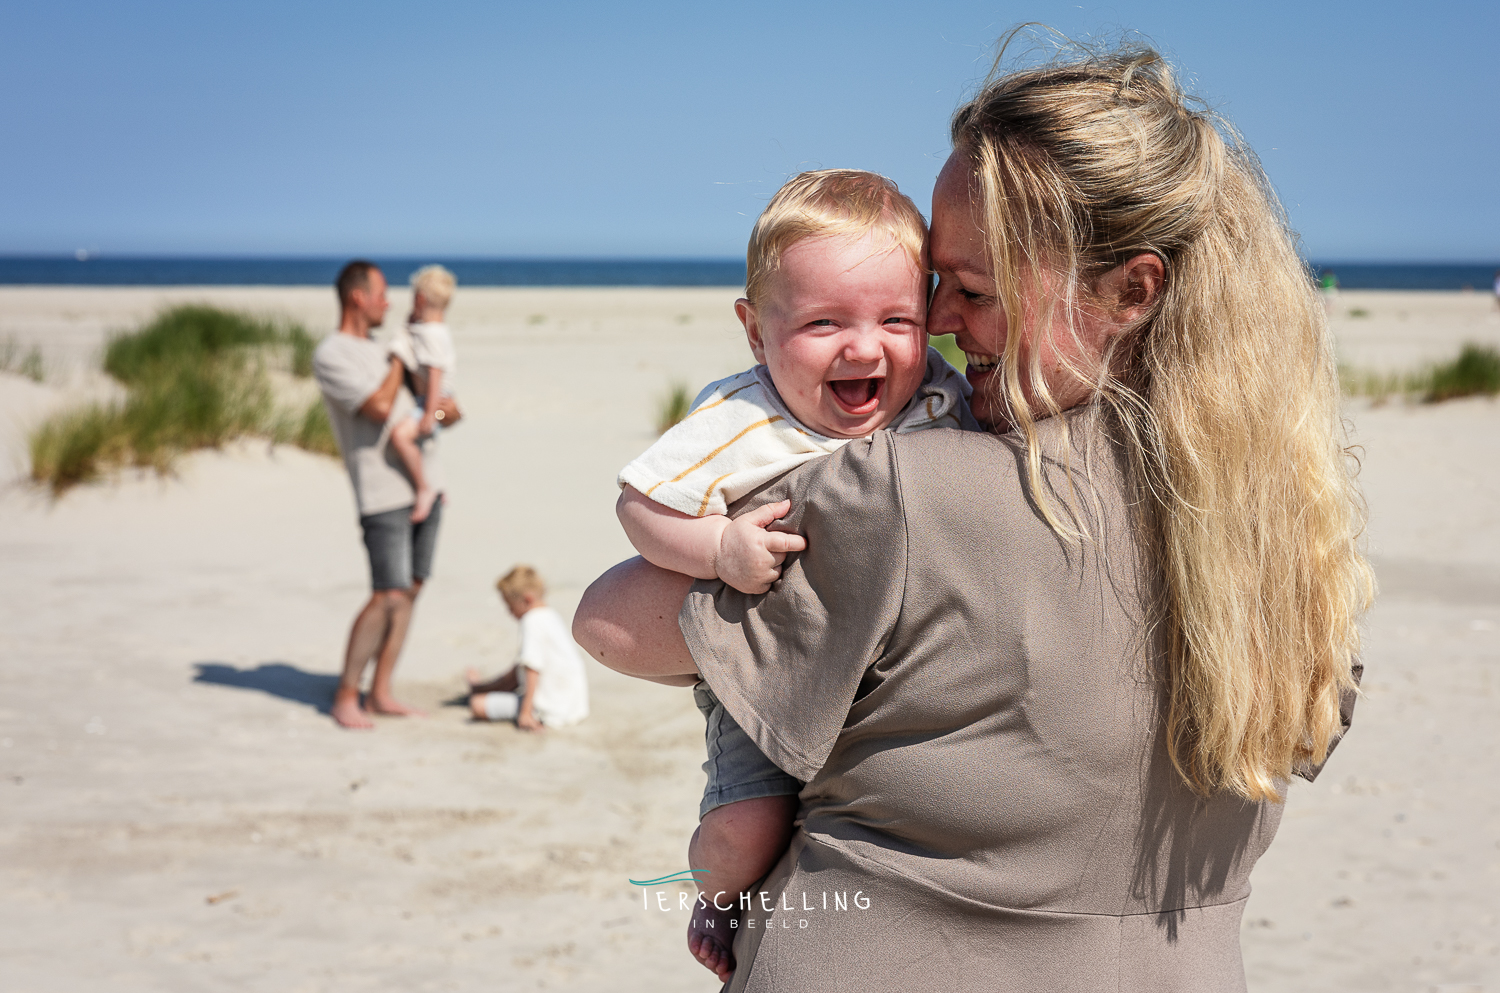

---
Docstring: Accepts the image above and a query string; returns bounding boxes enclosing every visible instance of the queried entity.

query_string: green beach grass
[29,305,336,494]
[1,337,47,383]
[1341,342,1500,404]
[655,383,692,434]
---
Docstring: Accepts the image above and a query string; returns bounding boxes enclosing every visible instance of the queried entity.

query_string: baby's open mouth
[828,377,884,412]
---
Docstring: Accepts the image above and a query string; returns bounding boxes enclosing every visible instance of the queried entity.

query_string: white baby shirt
[618,347,975,518]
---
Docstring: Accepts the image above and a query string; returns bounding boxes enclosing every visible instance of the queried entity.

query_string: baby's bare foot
[465,667,484,689]
[410,486,437,523]
[687,903,736,983]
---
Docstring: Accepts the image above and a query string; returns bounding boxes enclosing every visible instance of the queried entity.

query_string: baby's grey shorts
[693,681,802,821]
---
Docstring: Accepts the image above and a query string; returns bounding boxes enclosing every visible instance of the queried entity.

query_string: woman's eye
[959,287,985,302]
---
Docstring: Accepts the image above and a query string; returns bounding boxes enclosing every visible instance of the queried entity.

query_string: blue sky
[2,0,1496,261]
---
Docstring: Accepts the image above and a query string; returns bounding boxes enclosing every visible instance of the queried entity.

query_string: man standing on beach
[312,260,459,729]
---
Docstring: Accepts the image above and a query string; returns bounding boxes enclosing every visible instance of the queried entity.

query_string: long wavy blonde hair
[950,39,1374,801]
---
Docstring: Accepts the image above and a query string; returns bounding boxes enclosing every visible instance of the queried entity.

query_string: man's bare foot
[688,904,736,983]
[331,693,374,730]
[367,695,425,717]
[410,486,437,523]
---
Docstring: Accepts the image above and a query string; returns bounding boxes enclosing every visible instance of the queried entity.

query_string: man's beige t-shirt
[312,331,444,518]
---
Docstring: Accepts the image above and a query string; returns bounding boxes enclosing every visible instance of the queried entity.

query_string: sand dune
[1,287,1496,991]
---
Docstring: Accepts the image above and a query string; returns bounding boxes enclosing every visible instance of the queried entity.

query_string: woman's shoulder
[884,424,1024,491]
[884,411,1135,532]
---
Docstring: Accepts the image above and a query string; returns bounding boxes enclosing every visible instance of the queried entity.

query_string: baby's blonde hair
[410,264,457,308]
[745,169,926,304]
[951,37,1373,801]
[496,565,546,601]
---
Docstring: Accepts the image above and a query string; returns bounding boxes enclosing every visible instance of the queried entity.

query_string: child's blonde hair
[411,264,457,308]
[950,38,1373,802]
[496,565,546,601]
[745,169,927,304]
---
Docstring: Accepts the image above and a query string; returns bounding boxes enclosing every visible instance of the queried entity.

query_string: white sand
[0,287,1496,991]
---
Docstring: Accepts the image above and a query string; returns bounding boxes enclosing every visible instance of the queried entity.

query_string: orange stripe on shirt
[645,415,785,498]
[695,473,738,517]
[683,380,758,421]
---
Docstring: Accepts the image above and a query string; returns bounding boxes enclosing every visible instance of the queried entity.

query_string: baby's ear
[736,299,767,364]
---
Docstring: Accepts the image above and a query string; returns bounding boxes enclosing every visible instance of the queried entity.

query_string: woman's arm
[572,556,700,684]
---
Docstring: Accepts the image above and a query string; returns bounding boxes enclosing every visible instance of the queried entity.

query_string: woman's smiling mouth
[828,376,885,414]
[964,351,999,372]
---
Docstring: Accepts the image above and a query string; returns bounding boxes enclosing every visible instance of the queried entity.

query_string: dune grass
[1341,342,1500,404]
[1426,343,1500,402]
[279,398,338,456]
[1,337,47,383]
[656,383,693,434]
[29,305,334,494]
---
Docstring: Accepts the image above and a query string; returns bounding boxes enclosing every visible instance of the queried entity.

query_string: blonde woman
[575,41,1372,991]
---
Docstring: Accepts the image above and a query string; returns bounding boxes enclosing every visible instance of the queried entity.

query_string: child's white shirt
[388,322,456,397]
[516,606,590,728]
[618,347,976,518]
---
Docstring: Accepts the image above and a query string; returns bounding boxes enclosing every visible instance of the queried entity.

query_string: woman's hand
[715,500,808,594]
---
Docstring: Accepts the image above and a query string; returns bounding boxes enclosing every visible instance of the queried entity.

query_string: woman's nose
[927,285,961,336]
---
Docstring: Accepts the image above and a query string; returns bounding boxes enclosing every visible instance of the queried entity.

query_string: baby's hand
[715,500,808,595]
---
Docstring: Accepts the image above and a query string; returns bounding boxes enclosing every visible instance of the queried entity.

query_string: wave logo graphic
[629,869,709,887]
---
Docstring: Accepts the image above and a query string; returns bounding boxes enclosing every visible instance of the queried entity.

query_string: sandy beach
[1,286,1497,992]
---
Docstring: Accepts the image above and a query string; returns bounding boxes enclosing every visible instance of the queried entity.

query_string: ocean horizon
[0,256,747,289]
[0,255,1496,291]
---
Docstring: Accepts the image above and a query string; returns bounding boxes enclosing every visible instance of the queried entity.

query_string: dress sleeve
[679,431,908,782]
[1293,658,1363,782]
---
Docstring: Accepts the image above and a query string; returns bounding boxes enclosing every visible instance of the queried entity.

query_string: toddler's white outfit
[389,322,457,429]
[479,606,590,728]
[618,347,975,518]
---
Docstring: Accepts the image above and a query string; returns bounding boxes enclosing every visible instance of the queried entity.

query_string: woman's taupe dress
[681,418,1340,992]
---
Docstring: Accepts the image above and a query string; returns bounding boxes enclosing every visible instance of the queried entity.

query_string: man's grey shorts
[693,681,802,820]
[359,498,443,591]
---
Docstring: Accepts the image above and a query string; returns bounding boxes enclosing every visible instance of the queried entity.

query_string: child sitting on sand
[467,566,590,731]
[615,169,976,980]
[388,264,459,523]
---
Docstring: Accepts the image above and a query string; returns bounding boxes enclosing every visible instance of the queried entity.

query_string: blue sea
[0,256,746,288]
[0,256,1495,290]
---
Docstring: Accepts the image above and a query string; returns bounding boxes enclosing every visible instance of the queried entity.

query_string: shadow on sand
[192,661,339,714]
